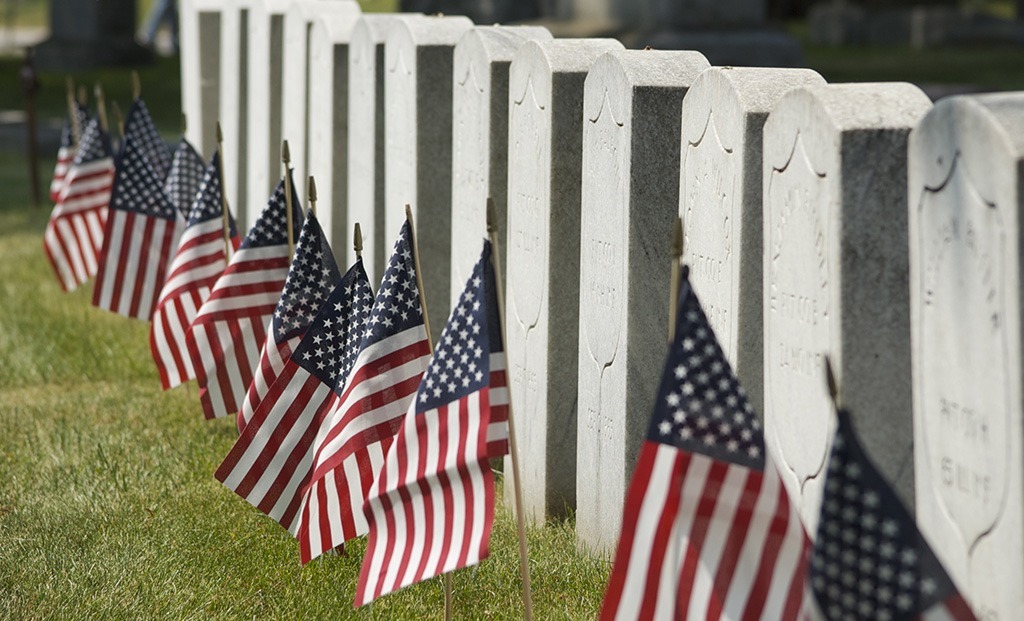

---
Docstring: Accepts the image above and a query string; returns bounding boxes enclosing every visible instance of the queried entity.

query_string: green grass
[0,197,611,619]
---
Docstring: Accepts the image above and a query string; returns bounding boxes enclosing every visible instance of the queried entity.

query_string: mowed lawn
[0,193,609,619]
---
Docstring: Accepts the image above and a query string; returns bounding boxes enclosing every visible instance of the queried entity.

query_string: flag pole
[354,223,363,259]
[282,140,296,258]
[824,355,840,412]
[77,84,88,108]
[131,70,142,101]
[65,76,80,150]
[486,198,534,621]
[668,216,683,343]
[93,84,109,134]
[111,101,125,140]
[216,122,232,262]
[403,203,449,620]
[307,176,317,217]
[180,113,187,137]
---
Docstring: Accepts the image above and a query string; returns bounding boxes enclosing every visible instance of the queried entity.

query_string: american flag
[600,268,810,621]
[92,136,185,320]
[187,176,304,419]
[238,211,342,434]
[807,410,977,621]
[43,117,115,292]
[150,151,238,390]
[164,138,206,219]
[354,239,509,605]
[215,259,373,536]
[295,220,434,564]
[49,102,89,203]
[123,99,171,181]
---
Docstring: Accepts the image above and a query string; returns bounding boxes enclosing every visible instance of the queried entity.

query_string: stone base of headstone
[638,28,802,67]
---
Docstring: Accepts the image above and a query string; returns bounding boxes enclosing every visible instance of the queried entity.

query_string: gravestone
[505,38,624,524]
[762,83,931,533]
[449,25,553,307]
[179,0,223,157]
[303,4,364,259]
[679,67,825,418]
[910,93,1024,621]
[283,1,361,210]
[349,15,424,285]
[36,0,151,70]
[575,49,709,556]
[384,14,474,339]
[219,0,254,224]
[246,0,293,230]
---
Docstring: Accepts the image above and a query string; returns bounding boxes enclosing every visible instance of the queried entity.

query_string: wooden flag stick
[403,203,448,620]
[94,84,109,133]
[668,216,683,343]
[307,176,317,217]
[77,84,88,107]
[354,223,363,259]
[131,70,142,101]
[824,355,840,412]
[486,198,534,621]
[216,122,232,261]
[111,101,125,139]
[282,140,295,258]
[180,113,187,136]
[65,76,81,150]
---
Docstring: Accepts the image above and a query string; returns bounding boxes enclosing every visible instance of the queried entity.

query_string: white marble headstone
[180,0,223,158]
[679,67,825,416]
[505,38,624,524]
[449,25,552,307]
[246,0,293,230]
[384,14,474,339]
[910,93,1024,621]
[576,49,709,556]
[348,14,422,285]
[762,83,932,532]
[304,4,363,258]
[218,0,253,224]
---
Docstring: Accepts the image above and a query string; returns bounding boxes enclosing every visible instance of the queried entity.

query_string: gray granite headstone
[910,93,1024,620]
[219,0,253,224]
[384,14,474,339]
[504,38,624,524]
[180,0,224,158]
[762,83,931,532]
[246,0,293,230]
[349,15,423,285]
[36,0,151,70]
[680,67,825,417]
[576,49,709,556]
[283,1,361,210]
[305,4,363,258]
[449,25,553,307]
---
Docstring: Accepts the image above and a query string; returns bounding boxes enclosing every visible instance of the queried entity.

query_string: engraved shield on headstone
[917,155,1009,552]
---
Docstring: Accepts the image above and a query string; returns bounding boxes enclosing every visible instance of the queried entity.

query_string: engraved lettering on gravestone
[766,133,832,490]
[917,155,1009,557]
[452,59,488,292]
[508,76,548,336]
[684,110,735,349]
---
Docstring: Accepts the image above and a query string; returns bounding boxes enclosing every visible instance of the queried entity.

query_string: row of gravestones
[179,1,1024,617]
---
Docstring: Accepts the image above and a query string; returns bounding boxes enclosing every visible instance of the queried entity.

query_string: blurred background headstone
[34,0,152,70]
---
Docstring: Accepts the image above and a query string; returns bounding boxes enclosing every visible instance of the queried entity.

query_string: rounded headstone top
[287,0,360,21]
[388,14,474,47]
[682,67,825,152]
[765,82,932,174]
[351,14,424,52]
[455,25,552,65]
[306,3,363,40]
[589,49,709,91]
[512,39,625,76]
[260,0,298,14]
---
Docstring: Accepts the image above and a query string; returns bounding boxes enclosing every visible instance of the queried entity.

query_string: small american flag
[296,220,433,564]
[601,268,810,621]
[43,117,115,292]
[808,410,977,621]
[123,99,171,181]
[163,138,206,219]
[187,176,304,419]
[92,136,185,320]
[215,259,373,537]
[150,151,238,390]
[354,239,508,605]
[49,102,90,203]
[238,211,342,434]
